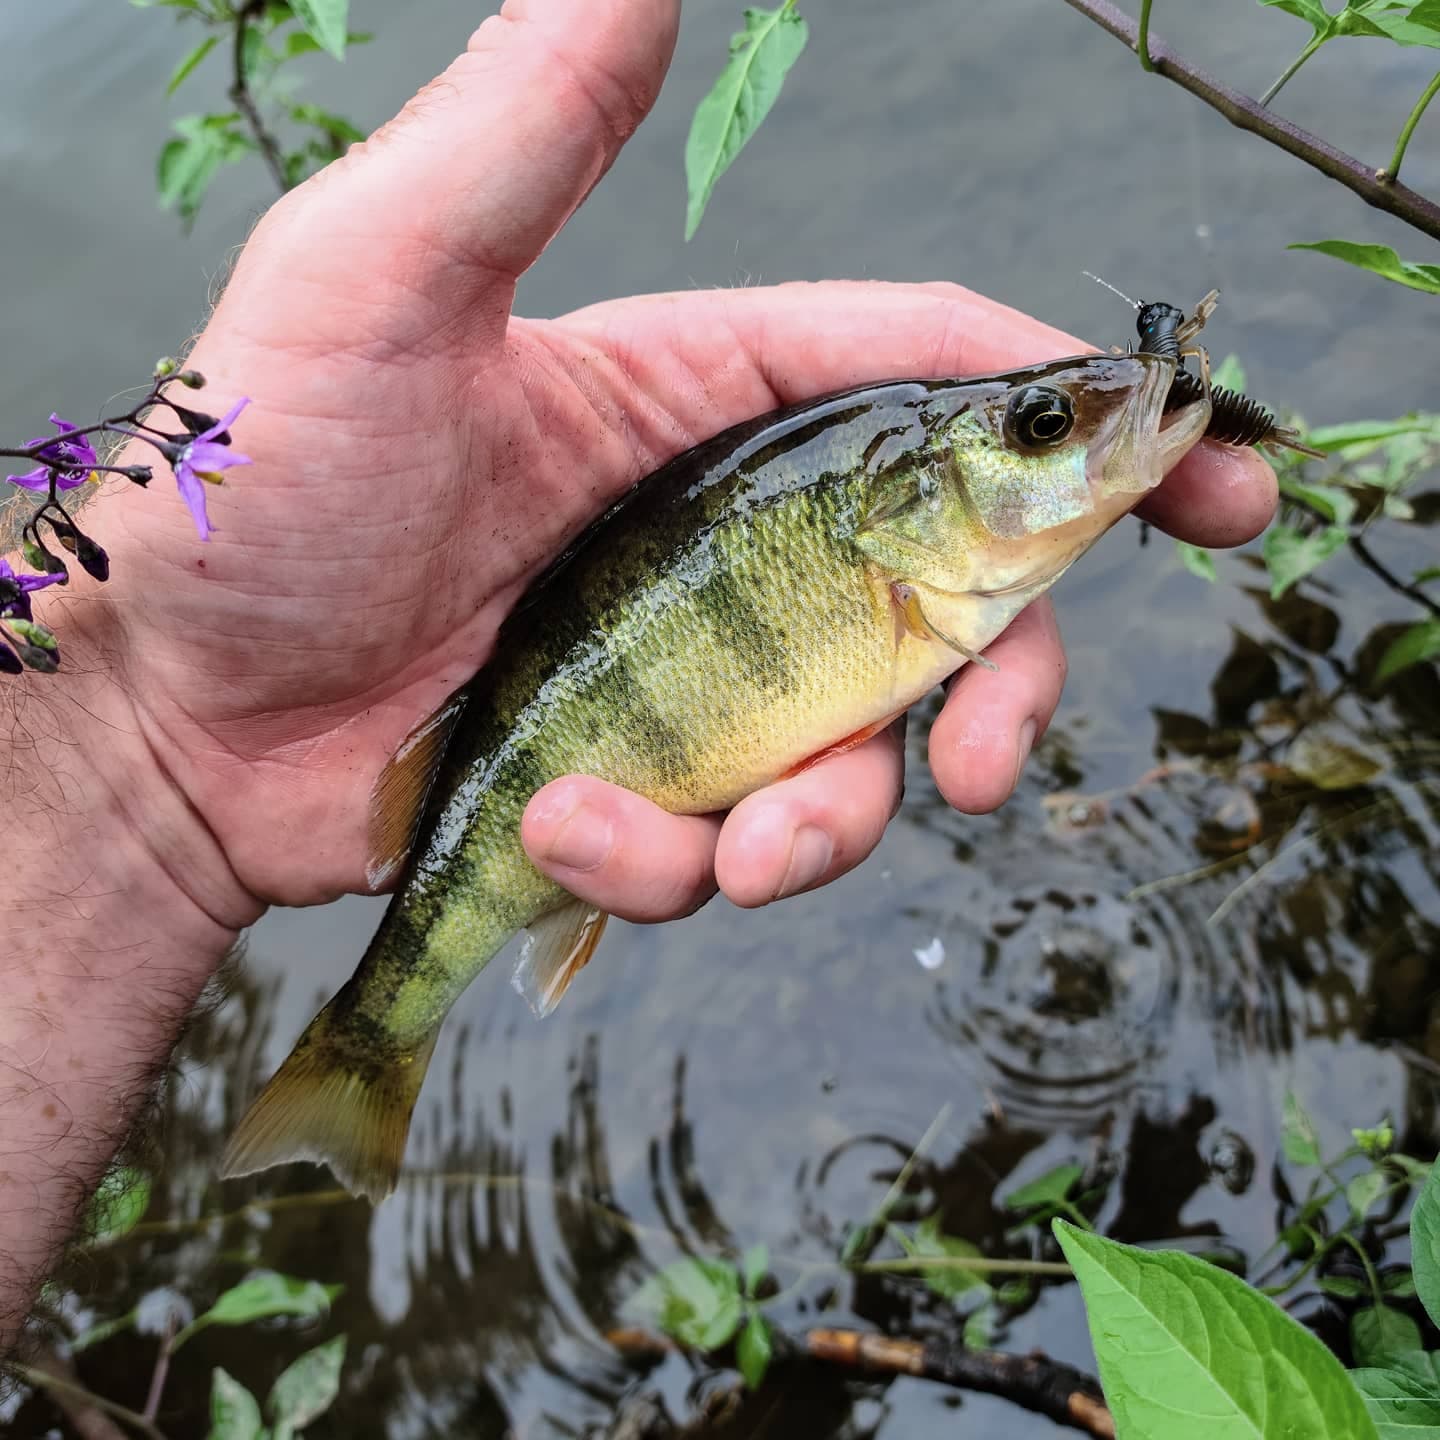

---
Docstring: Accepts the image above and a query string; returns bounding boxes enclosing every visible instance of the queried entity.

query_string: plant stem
[858,1255,1073,1277]
[15,1364,169,1440]
[141,1315,177,1423]
[229,0,288,192]
[1386,70,1440,183]
[1136,0,1154,71]
[1059,0,1440,243]
[1261,35,1325,107]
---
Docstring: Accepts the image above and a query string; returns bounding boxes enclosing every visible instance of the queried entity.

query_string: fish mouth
[1156,372,1211,475]
[1123,355,1212,490]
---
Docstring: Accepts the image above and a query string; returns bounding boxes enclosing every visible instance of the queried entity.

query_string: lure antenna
[1082,271,1140,309]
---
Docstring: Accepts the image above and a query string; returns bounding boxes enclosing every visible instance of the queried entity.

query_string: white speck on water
[913,937,945,971]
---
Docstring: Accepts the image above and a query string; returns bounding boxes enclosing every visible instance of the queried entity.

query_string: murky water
[5,2,1440,1436]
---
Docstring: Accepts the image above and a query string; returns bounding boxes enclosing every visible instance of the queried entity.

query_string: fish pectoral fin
[513,901,610,1018]
[219,1000,437,1202]
[890,582,999,673]
[366,693,469,889]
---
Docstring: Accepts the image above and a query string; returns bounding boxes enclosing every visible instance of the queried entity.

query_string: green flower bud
[177,369,207,389]
[154,357,178,378]
[6,617,58,652]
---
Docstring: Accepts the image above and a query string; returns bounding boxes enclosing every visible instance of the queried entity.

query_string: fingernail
[778,825,833,899]
[538,798,613,872]
[1014,718,1038,790]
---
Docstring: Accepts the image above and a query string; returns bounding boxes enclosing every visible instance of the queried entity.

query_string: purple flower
[6,415,98,492]
[171,398,251,540]
[0,556,66,623]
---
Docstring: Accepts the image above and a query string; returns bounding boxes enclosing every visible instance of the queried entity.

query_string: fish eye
[1004,385,1075,449]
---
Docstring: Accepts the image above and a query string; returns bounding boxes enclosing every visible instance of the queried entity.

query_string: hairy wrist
[0,569,260,1357]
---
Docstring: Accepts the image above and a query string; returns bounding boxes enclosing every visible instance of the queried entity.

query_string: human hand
[57,0,1275,936]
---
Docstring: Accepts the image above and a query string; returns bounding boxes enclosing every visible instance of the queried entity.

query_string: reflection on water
[6,0,1440,1434]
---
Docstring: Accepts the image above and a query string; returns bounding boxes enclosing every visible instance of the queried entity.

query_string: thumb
[257,0,678,338]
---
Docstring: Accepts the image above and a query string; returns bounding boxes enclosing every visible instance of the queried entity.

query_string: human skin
[0,0,1276,1354]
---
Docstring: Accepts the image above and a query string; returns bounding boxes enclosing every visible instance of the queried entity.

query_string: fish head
[857,353,1211,602]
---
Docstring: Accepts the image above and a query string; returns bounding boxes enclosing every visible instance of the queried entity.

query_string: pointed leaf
[896,1216,991,1303]
[207,1368,264,1440]
[1410,1148,1440,1328]
[1352,1305,1423,1367]
[173,1272,342,1351]
[625,1257,743,1351]
[1003,1162,1083,1212]
[1352,1352,1440,1437]
[1282,1090,1322,1166]
[684,5,808,240]
[741,1243,769,1296]
[1347,1168,1391,1220]
[267,1335,345,1439]
[288,0,349,60]
[1177,541,1217,581]
[168,35,219,96]
[1055,1221,1378,1439]
[1411,0,1440,32]
[1262,522,1348,597]
[1278,476,1358,526]
[1414,567,1440,585]
[1376,620,1440,683]
[1290,242,1440,296]
[85,1165,151,1244]
[736,1312,773,1389]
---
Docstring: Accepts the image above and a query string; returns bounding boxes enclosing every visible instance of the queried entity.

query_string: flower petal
[197,397,250,445]
[174,465,213,541]
[6,466,52,491]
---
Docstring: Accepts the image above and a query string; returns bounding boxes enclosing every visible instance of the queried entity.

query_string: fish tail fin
[219,999,437,1202]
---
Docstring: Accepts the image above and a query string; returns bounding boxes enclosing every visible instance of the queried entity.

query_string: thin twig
[1261,35,1324,107]
[229,0,288,193]
[16,1360,168,1440]
[1136,0,1154,71]
[1350,531,1440,619]
[141,1313,177,1424]
[1386,70,1440,182]
[1059,0,1440,243]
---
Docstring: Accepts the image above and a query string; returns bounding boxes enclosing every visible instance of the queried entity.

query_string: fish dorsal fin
[512,901,610,1017]
[366,695,467,889]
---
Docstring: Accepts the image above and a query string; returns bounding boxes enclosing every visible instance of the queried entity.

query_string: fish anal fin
[366,695,467,888]
[512,901,609,1018]
[890,582,999,672]
[779,711,905,780]
[219,1005,437,1202]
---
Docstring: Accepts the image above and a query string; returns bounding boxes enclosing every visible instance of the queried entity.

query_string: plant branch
[1136,0,1154,71]
[1387,70,1440,183]
[16,1359,168,1440]
[1059,0,1440,244]
[229,0,288,192]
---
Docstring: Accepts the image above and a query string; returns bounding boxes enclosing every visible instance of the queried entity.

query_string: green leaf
[1348,1168,1391,1221]
[1260,0,1333,34]
[1290,242,1440,295]
[1410,1148,1440,1328]
[1278,475,1358,526]
[85,1166,151,1244]
[1352,1352,1440,1437]
[168,35,219,96]
[1318,1275,1368,1299]
[1177,541,1217,582]
[1211,353,1248,394]
[1303,416,1440,454]
[1383,1272,1417,1299]
[289,0,349,59]
[172,1272,342,1351]
[1352,1305,1423,1367]
[962,1303,997,1349]
[684,5,808,240]
[736,1312,773,1389]
[1376,620,1440,683]
[1262,522,1348,597]
[289,103,365,144]
[625,1258,743,1351]
[895,1217,991,1303]
[207,1368,264,1440]
[741,1244,768,1296]
[157,113,256,224]
[1003,1162,1083,1212]
[1054,1221,1378,1439]
[267,1335,345,1440]
[1282,1090,1322,1166]
[1414,566,1440,585]
[1411,0,1440,32]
